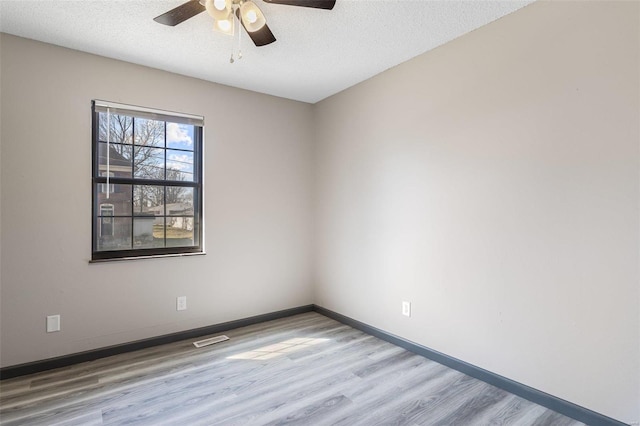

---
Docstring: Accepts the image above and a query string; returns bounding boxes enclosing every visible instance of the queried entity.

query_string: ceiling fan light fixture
[213,16,234,35]
[240,1,266,32]
[206,0,233,21]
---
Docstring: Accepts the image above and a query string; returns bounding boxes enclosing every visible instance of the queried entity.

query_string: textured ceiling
[0,0,534,103]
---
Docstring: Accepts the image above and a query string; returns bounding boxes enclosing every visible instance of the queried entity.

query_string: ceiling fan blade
[243,23,277,47]
[153,0,206,26]
[263,0,335,10]
[236,10,277,47]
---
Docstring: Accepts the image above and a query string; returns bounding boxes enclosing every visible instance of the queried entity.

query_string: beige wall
[0,34,314,367]
[313,1,638,423]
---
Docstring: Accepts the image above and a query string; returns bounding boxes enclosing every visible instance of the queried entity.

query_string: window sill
[89,251,206,264]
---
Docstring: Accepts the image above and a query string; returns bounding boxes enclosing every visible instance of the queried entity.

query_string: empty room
[0,0,638,425]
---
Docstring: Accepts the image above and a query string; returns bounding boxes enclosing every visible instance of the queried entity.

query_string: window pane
[167,187,193,215]
[166,217,194,247]
[99,112,133,144]
[166,123,194,151]
[134,118,164,148]
[96,184,132,215]
[167,150,194,182]
[134,217,164,249]
[98,143,133,178]
[134,147,164,179]
[96,217,132,251]
[133,185,164,216]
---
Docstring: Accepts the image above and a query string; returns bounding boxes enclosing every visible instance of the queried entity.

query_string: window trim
[91,100,204,261]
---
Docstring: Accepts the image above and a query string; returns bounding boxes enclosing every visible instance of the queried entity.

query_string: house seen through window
[92,100,204,261]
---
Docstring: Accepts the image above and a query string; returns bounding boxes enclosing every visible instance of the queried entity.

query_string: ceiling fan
[153,0,336,47]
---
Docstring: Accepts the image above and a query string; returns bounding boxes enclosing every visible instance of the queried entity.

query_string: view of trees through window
[93,104,203,259]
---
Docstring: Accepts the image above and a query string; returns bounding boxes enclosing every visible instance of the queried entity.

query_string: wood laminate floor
[0,312,585,426]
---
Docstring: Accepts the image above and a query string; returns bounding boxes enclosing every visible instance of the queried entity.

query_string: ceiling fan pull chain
[230,13,242,64]
[237,18,243,60]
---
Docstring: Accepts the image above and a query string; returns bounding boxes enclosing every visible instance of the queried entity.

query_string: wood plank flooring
[0,312,584,425]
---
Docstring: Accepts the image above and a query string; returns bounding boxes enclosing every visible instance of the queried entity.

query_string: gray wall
[0,34,314,367]
[313,1,638,423]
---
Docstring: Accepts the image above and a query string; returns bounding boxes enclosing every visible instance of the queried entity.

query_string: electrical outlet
[176,296,187,311]
[402,301,411,317]
[47,315,61,332]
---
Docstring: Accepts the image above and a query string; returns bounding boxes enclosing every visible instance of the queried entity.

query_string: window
[92,100,204,261]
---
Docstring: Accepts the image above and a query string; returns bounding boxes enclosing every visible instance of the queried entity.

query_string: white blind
[93,100,204,127]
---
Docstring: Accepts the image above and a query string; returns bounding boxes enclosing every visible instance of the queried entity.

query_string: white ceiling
[0,0,534,103]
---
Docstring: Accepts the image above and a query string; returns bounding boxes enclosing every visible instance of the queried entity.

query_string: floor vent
[193,335,230,348]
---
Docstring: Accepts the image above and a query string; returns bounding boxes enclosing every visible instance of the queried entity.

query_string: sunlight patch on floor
[227,337,330,360]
